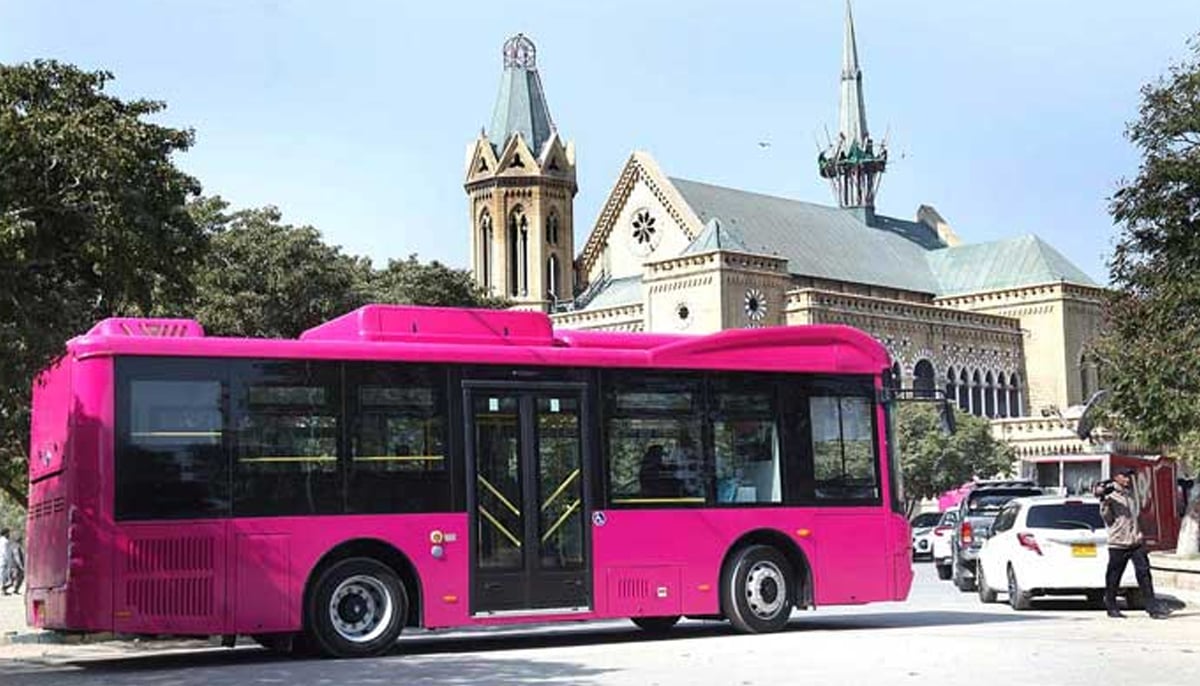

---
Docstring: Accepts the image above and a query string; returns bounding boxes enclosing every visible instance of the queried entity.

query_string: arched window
[958,369,970,413]
[546,254,560,300]
[946,367,957,405]
[508,206,528,297]
[971,370,983,417]
[984,372,996,418]
[546,210,560,246]
[892,362,902,391]
[479,209,492,290]
[997,374,1009,418]
[1079,351,1094,404]
[913,360,935,398]
[1008,373,1022,417]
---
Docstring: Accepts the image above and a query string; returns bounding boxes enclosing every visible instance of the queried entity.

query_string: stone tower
[465,34,578,311]
[817,0,887,216]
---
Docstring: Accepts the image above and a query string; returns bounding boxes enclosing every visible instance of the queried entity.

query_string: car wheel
[935,563,952,581]
[977,565,998,604]
[722,545,793,634]
[631,616,681,633]
[1007,565,1032,611]
[306,557,407,658]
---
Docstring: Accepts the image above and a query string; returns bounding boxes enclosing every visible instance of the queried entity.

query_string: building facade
[466,8,1114,491]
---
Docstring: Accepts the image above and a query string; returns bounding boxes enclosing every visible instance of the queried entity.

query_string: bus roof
[66,304,890,375]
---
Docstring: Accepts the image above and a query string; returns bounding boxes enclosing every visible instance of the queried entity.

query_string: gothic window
[984,372,996,418]
[892,362,902,390]
[1079,352,1092,404]
[913,360,935,399]
[479,209,493,290]
[547,211,560,246]
[945,367,957,406]
[509,153,525,169]
[971,370,983,418]
[997,374,1009,418]
[477,157,489,173]
[520,219,529,296]
[958,369,970,413]
[508,206,528,297]
[546,254,559,300]
[1008,373,1023,418]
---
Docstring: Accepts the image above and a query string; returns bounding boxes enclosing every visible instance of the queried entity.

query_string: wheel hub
[744,561,787,619]
[329,575,394,644]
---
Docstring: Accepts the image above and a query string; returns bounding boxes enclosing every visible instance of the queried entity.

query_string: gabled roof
[927,235,1099,296]
[682,218,749,254]
[669,178,943,294]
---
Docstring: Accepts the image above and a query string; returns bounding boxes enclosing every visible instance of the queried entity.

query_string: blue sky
[2,1,1196,284]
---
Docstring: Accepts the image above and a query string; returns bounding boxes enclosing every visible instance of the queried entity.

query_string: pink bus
[27,304,917,657]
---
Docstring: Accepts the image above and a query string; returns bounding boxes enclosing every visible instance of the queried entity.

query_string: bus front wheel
[722,545,793,634]
[306,557,408,658]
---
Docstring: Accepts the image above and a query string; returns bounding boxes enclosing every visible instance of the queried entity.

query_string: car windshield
[911,513,941,528]
[938,511,959,525]
[1025,502,1106,530]
[967,489,1041,513]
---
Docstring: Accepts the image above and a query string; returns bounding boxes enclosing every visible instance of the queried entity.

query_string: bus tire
[722,545,793,634]
[306,557,407,658]
[631,615,680,633]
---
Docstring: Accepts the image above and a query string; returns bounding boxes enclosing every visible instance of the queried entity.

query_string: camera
[1093,480,1116,498]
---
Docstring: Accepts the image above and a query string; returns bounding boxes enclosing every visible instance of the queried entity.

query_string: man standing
[1094,468,1170,619]
[4,536,24,594]
[0,528,9,595]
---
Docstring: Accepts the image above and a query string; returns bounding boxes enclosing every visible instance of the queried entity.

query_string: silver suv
[949,480,1043,592]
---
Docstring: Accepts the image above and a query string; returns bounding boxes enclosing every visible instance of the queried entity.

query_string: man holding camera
[1094,468,1170,619]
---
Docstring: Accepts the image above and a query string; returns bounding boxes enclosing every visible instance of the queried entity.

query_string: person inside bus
[668,433,705,498]
[639,445,678,498]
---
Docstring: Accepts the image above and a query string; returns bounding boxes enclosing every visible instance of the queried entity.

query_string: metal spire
[839,0,868,146]
[818,0,887,212]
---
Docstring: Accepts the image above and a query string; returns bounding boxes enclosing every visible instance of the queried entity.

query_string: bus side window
[809,396,880,504]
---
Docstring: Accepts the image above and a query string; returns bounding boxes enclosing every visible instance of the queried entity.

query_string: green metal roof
[670,178,943,293]
[570,178,1099,312]
[927,235,1099,296]
[489,63,554,156]
[682,218,749,254]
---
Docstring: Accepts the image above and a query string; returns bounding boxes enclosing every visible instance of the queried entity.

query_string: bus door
[463,383,591,614]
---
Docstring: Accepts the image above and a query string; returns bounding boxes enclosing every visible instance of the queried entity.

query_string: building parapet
[787,287,1022,333]
[935,281,1108,310]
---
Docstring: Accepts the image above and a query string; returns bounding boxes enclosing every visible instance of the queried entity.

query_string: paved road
[2,563,1198,685]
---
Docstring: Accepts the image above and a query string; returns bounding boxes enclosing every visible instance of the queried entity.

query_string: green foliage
[187,198,373,338]
[897,404,1014,514]
[0,60,204,506]
[369,254,509,309]
[1095,37,1200,450]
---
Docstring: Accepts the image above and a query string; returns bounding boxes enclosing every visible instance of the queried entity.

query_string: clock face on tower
[628,209,661,257]
[745,288,767,324]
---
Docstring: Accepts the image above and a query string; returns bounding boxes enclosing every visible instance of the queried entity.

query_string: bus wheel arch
[719,530,813,622]
[306,539,423,630]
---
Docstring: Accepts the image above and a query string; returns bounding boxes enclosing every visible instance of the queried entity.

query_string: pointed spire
[818,0,886,211]
[488,34,556,156]
[839,0,868,147]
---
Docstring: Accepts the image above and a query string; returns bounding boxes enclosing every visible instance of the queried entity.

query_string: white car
[931,509,959,580]
[976,495,1139,610]
[910,512,942,560]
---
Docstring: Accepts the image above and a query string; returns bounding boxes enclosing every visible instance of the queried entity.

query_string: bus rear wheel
[306,557,407,658]
[631,615,681,633]
[722,545,793,634]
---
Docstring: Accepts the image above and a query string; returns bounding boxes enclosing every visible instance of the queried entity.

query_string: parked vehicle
[949,480,1043,591]
[932,509,960,580]
[976,495,1139,610]
[910,512,942,560]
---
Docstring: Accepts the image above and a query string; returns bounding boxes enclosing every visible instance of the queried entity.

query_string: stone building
[464,8,1116,493]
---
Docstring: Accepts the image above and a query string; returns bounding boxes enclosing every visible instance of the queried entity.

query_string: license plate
[1071,544,1097,557]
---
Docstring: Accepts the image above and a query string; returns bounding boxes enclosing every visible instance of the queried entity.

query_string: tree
[369,254,508,309]
[897,404,1014,516]
[1093,37,1200,555]
[187,198,373,339]
[0,60,205,505]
